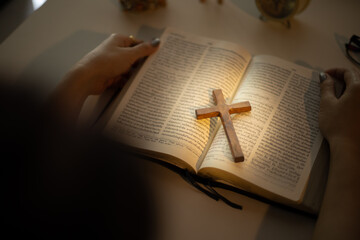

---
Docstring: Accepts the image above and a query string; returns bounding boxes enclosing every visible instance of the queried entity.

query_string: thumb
[320,72,336,104]
[130,38,160,60]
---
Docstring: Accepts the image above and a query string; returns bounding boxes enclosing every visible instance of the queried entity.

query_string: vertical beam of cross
[195,89,251,162]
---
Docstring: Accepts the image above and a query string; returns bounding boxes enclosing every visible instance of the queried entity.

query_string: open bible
[102,28,328,213]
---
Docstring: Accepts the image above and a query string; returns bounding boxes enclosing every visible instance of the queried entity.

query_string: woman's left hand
[50,34,160,124]
[65,34,160,96]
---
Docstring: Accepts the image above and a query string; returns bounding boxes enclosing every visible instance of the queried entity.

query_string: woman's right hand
[314,69,360,239]
[319,68,360,147]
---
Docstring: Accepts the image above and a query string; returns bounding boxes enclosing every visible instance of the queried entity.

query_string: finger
[108,76,127,89]
[325,68,347,79]
[130,40,160,60]
[122,36,142,47]
[320,73,336,103]
[354,69,360,81]
[108,33,142,47]
[326,68,358,97]
[127,35,143,47]
[344,69,360,84]
[327,68,360,90]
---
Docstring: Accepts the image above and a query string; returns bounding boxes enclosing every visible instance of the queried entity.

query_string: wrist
[63,64,93,99]
[328,136,360,170]
[49,66,92,124]
[328,135,360,154]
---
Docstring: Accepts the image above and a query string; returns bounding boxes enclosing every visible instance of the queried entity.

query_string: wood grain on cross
[195,89,251,162]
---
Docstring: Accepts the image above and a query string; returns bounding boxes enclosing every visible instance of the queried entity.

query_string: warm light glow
[32,0,47,11]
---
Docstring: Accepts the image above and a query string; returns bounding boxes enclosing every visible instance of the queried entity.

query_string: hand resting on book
[319,68,360,146]
[314,68,360,239]
[49,33,160,124]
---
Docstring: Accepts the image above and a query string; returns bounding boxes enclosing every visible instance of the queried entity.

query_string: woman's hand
[50,34,160,124]
[314,68,360,239]
[65,34,160,96]
[319,68,360,147]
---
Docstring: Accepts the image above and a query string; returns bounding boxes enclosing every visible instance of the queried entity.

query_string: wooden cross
[195,89,251,162]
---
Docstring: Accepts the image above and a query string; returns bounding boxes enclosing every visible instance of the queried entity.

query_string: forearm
[313,138,360,239]
[48,66,90,125]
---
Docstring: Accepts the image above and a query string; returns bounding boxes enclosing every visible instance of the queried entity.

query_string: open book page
[199,55,323,202]
[104,28,252,171]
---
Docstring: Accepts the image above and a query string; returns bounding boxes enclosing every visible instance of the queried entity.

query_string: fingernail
[151,38,160,47]
[319,72,327,83]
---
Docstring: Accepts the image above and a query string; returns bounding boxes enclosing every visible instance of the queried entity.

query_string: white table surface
[1,0,359,239]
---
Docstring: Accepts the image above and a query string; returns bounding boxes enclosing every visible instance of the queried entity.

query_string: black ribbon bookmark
[181,170,243,210]
[139,155,317,218]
